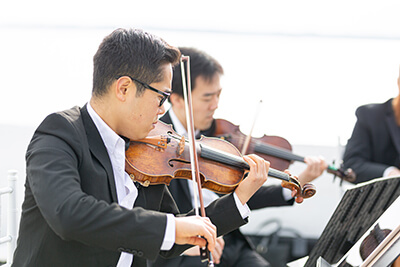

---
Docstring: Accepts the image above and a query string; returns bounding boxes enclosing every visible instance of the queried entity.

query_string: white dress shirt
[87,103,174,267]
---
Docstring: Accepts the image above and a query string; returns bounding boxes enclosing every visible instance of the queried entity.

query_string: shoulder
[355,99,392,118]
[40,106,83,128]
[30,106,86,152]
[46,106,82,123]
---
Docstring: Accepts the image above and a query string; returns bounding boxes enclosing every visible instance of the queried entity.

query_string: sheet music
[335,195,400,266]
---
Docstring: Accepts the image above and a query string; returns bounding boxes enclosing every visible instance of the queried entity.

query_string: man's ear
[397,65,400,92]
[169,93,185,109]
[115,77,134,102]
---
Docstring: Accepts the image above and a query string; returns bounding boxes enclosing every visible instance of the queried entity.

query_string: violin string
[224,128,305,163]
[253,141,305,162]
[200,144,290,182]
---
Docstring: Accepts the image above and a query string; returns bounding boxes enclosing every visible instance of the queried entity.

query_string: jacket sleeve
[343,106,390,183]
[26,113,168,260]
[247,185,294,210]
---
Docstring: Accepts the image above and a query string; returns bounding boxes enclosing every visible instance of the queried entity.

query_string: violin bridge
[177,136,185,155]
[137,135,169,150]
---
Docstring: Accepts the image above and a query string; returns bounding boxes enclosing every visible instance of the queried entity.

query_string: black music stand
[304,176,400,267]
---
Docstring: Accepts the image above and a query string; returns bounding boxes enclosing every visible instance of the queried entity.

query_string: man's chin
[198,122,213,132]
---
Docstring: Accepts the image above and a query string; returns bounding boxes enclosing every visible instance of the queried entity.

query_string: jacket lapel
[81,104,118,202]
[385,99,400,159]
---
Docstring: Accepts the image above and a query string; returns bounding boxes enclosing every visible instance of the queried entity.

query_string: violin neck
[200,144,290,182]
[254,142,305,163]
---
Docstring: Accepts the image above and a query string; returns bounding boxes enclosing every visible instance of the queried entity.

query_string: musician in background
[343,67,400,183]
[12,29,273,267]
[150,47,327,267]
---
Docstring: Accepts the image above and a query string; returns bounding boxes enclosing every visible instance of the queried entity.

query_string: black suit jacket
[343,99,400,183]
[12,105,247,267]
[150,110,293,266]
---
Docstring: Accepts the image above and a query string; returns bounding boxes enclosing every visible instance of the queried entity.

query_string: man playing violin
[12,29,278,267]
[150,47,328,267]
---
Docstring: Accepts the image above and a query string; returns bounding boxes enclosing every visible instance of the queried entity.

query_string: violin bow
[180,55,214,266]
[241,99,263,155]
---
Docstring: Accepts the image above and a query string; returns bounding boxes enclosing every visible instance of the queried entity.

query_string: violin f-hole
[168,158,191,168]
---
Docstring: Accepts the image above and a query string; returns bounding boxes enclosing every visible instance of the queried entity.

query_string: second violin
[213,119,356,182]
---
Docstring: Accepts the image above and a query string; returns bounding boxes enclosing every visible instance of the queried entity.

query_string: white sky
[1,0,400,246]
[2,0,400,36]
[1,0,400,146]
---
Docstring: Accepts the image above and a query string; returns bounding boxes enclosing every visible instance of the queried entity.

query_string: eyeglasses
[117,75,170,107]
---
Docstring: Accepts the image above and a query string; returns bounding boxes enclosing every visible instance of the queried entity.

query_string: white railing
[0,170,18,266]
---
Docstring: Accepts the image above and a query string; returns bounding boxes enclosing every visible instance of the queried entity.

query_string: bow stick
[241,99,263,155]
[180,55,214,266]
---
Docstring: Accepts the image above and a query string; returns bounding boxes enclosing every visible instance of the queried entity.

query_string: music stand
[304,176,400,267]
[360,222,400,266]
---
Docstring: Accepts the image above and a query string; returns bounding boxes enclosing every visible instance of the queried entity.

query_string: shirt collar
[87,102,124,155]
[169,108,200,138]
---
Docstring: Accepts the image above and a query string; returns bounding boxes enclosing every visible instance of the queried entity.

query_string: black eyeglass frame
[116,75,170,107]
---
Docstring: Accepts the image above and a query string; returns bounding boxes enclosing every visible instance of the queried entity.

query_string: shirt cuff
[383,166,397,177]
[233,192,251,219]
[282,187,294,201]
[160,214,175,251]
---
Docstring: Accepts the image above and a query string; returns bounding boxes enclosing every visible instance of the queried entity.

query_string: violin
[125,121,316,199]
[213,119,356,183]
[359,224,391,261]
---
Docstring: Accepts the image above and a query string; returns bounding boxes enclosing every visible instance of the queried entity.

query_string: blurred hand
[387,167,400,177]
[297,156,328,186]
[182,236,225,264]
[211,236,225,264]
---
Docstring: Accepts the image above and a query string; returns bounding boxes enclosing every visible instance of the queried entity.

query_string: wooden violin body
[125,121,316,198]
[214,118,293,171]
[126,122,245,194]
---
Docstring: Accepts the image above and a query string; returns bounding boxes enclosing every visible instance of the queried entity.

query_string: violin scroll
[280,174,316,199]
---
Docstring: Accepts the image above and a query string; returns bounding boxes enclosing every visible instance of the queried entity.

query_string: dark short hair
[171,47,223,99]
[92,28,181,97]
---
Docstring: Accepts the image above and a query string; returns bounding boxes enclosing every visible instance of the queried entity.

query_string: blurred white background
[1,0,400,262]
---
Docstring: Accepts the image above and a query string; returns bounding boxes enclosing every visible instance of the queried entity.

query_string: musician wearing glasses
[12,28,274,267]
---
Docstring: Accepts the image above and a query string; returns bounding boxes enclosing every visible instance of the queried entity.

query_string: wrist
[234,188,250,205]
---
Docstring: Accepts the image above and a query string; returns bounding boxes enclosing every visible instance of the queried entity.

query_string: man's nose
[159,103,166,115]
[210,96,219,110]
